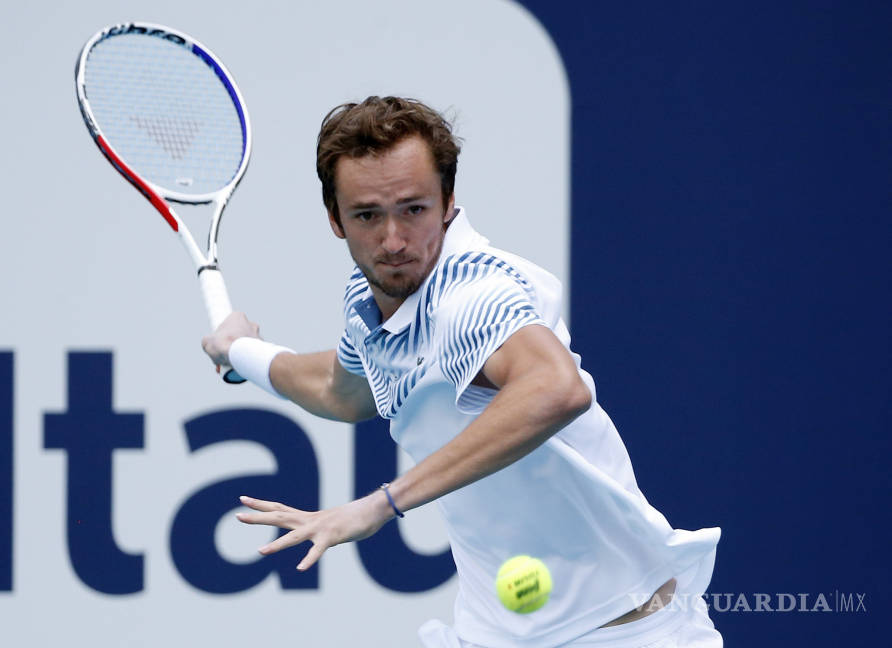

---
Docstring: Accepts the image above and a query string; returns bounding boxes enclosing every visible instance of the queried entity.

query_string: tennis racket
[75,22,250,383]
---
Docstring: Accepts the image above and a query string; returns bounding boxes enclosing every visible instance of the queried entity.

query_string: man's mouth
[378,258,414,268]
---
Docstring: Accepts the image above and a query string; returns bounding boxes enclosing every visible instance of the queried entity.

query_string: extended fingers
[235,497,359,572]
[236,510,280,526]
[297,543,327,571]
[236,496,301,528]
[239,495,288,512]
[258,529,310,556]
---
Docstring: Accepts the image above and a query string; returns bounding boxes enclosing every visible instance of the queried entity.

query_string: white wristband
[228,338,294,398]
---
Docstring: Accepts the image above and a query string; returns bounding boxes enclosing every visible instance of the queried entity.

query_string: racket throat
[206,197,227,266]
[197,264,220,275]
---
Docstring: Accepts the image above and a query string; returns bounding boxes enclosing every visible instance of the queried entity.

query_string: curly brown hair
[316,96,462,226]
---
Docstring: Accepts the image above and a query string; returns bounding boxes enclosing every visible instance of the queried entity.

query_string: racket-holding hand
[236,493,394,571]
[201,311,260,367]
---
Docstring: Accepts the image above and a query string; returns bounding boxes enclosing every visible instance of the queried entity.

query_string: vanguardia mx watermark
[704,591,868,613]
[632,591,868,614]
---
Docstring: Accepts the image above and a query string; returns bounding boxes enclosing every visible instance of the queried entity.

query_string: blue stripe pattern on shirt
[338,252,545,418]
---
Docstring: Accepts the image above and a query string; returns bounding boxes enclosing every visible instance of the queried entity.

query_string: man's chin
[379,280,421,300]
[363,271,420,300]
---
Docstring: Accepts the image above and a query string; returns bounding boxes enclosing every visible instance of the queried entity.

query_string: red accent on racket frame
[95,135,179,232]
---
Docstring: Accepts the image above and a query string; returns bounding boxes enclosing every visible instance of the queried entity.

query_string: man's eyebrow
[346,196,432,210]
[344,201,382,211]
[396,195,431,205]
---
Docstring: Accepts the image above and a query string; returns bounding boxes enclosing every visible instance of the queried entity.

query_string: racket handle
[198,267,246,384]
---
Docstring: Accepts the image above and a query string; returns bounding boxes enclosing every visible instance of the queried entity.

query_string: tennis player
[202,96,723,647]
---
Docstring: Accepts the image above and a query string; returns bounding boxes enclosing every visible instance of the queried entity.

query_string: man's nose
[381,217,407,254]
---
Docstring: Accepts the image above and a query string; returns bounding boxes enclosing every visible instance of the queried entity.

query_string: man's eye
[407,205,425,215]
[355,211,375,222]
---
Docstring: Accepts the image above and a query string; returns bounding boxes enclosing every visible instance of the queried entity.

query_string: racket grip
[198,267,245,384]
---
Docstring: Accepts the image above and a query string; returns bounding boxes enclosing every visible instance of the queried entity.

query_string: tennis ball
[495,555,553,613]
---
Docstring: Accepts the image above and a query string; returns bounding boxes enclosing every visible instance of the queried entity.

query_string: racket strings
[83,34,245,196]
[129,115,201,162]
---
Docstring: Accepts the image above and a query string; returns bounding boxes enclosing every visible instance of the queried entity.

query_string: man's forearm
[270,350,376,422]
[384,369,591,514]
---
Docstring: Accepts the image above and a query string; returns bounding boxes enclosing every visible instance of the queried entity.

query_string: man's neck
[372,289,403,322]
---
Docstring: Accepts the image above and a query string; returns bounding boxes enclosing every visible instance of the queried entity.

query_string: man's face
[329,135,455,319]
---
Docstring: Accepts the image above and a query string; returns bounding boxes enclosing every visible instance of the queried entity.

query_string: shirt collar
[378,206,486,333]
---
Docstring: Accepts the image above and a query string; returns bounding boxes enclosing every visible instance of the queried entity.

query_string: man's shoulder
[423,245,565,328]
[434,248,533,286]
[426,247,554,302]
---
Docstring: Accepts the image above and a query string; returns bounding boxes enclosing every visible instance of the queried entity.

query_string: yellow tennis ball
[495,555,553,613]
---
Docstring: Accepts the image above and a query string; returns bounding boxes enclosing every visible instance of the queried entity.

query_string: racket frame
[75,22,253,383]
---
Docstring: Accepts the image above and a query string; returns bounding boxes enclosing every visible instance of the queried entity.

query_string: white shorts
[418,597,722,648]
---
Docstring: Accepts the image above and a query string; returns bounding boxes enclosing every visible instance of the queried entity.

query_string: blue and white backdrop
[1,2,887,647]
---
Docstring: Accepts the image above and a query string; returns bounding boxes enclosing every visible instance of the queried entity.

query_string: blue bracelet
[379,483,405,518]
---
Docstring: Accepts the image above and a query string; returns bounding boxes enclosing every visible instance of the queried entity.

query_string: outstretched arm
[236,323,592,570]
[202,312,377,422]
[382,323,592,512]
[269,348,378,422]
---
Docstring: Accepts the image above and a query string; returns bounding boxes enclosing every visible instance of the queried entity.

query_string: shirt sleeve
[336,332,366,376]
[434,270,545,412]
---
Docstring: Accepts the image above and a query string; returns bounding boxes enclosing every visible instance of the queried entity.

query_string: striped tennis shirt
[338,208,720,647]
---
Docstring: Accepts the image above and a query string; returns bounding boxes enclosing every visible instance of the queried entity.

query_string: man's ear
[328,209,346,239]
[443,193,456,225]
